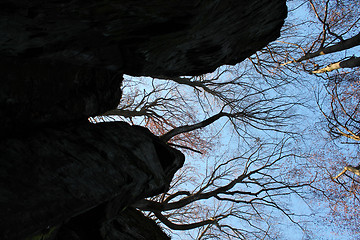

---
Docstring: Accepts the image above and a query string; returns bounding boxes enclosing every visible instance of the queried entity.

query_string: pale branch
[334,126,360,142]
[281,32,360,66]
[333,165,360,179]
[197,223,213,240]
[311,56,360,74]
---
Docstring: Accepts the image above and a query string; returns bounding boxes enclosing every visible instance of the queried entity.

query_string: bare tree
[133,140,309,239]
[305,141,360,235]
[307,70,360,234]
[247,0,360,76]
[316,72,360,179]
[98,69,298,154]
[317,72,360,142]
[282,0,360,73]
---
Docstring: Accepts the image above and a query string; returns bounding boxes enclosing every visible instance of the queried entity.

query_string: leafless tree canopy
[89,0,360,238]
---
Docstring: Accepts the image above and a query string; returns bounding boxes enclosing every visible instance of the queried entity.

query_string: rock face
[0,0,286,77]
[0,122,184,239]
[0,0,287,239]
[57,206,171,240]
[0,59,123,135]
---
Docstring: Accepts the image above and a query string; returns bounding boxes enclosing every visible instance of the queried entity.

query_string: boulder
[0,122,184,239]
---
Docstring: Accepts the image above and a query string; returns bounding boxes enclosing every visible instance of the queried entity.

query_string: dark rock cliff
[0,0,287,239]
[0,122,182,239]
[0,59,123,135]
[0,0,286,77]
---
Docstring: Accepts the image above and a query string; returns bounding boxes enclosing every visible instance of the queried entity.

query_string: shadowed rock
[57,206,171,240]
[0,0,286,77]
[0,59,122,135]
[0,122,184,239]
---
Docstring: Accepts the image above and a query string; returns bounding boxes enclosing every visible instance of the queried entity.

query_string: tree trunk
[282,32,360,65]
[311,57,360,74]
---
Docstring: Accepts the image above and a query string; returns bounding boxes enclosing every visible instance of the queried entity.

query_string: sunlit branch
[311,56,360,74]
[333,165,360,180]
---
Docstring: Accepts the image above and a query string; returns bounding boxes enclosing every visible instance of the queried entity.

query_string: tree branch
[153,211,216,230]
[160,111,244,142]
[334,165,360,179]
[311,56,360,74]
[281,32,360,66]
[167,143,204,154]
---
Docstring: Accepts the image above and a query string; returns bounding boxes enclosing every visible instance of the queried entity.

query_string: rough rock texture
[0,0,286,77]
[57,206,170,240]
[0,59,122,135]
[0,122,184,239]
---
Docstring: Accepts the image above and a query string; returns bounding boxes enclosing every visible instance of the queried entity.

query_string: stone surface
[56,206,170,240]
[0,58,122,135]
[0,122,184,239]
[0,0,287,77]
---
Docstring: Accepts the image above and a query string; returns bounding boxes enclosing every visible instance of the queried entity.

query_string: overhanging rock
[0,0,287,77]
[0,122,184,239]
